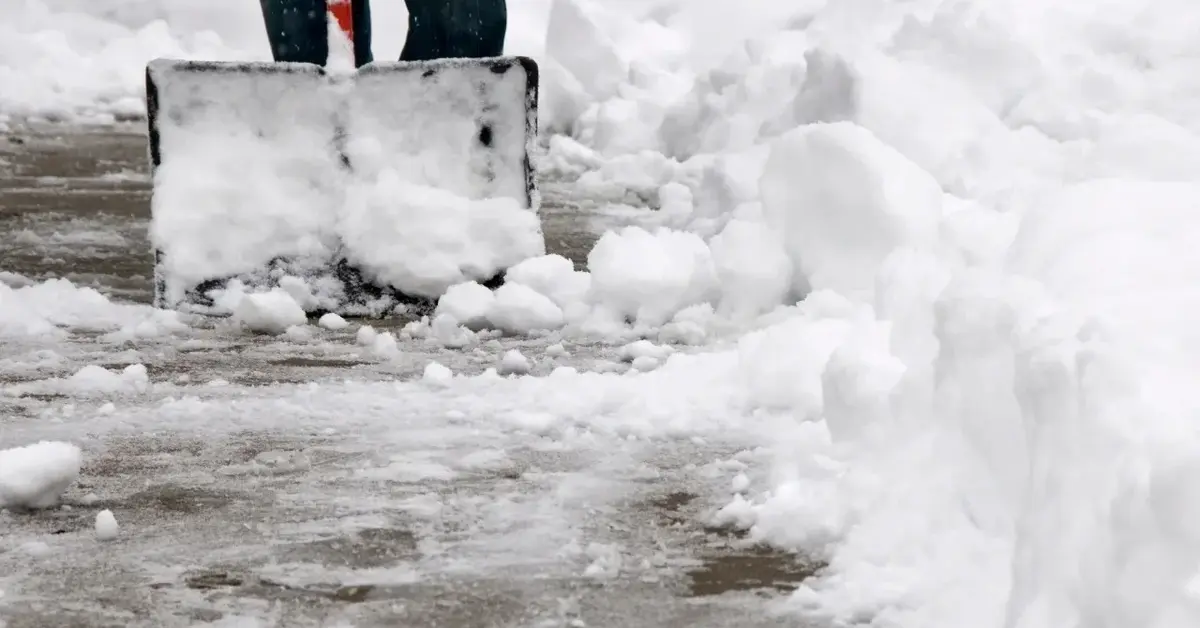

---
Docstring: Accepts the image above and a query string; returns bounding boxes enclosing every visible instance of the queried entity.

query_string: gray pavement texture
[0,127,821,628]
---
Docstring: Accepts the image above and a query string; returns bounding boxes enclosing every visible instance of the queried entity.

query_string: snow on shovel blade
[145,57,539,317]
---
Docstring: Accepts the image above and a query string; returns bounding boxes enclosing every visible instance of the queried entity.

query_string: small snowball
[95,509,119,541]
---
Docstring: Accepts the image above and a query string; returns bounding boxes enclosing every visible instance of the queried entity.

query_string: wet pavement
[0,125,820,627]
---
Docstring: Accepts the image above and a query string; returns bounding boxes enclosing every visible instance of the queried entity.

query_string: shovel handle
[328,0,354,43]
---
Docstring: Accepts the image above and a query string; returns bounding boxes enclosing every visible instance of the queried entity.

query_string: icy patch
[0,442,82,509]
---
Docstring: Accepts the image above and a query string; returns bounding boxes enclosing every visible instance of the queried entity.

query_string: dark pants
[259,0,505,66]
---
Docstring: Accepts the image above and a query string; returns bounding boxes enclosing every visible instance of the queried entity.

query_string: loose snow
[5,1,1200,627]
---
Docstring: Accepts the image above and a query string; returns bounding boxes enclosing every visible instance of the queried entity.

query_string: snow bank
[0,442,82,509]
[760,122,943,301]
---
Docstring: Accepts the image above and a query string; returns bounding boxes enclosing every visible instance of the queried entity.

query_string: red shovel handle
[328,0,354,42]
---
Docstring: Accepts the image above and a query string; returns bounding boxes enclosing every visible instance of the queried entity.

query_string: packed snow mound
[339,178,545,299]
[0,442,82,509]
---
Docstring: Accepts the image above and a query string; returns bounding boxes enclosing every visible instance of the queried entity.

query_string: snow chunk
[233,289,308,334]
[422,362,454,387]
[619,340,672,363]
[504,254,591,310]
[489,283,565,334]
[498,350,532,376]
[760,122,943,301]
[587,226,718,327]
[371,332,399,359]
[435,281,496,330]
[0,442,82,509]
[318,313,349,330]
[710,218,793,320]
[95,509,119,541]
[356,325,378,346]
[429,314,477,348]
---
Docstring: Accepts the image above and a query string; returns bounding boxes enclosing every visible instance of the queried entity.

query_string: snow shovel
[144,1,538,317]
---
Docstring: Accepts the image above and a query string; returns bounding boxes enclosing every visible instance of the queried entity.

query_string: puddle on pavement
[646,490,698,528]
[643,489,821,597]
[185,570,245,590]
[83,436,207,476]
[240,578,399,604]
[124,484,241,514]
[268,357,369,368]
[275,527,420,568]
[686,546,822,598]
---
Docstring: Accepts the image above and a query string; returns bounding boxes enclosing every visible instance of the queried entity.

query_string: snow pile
[0,442,82,509]
[0,279,188,341]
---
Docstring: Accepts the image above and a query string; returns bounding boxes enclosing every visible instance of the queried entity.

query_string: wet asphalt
[0,126,820,628]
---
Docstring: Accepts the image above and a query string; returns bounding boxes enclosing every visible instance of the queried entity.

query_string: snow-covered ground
[6,0,1200,627]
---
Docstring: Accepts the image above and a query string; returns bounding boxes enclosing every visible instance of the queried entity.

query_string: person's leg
[259,0,328,65]
[401,0,506,62]
[259,0,373,67]
[351,0,374,66]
